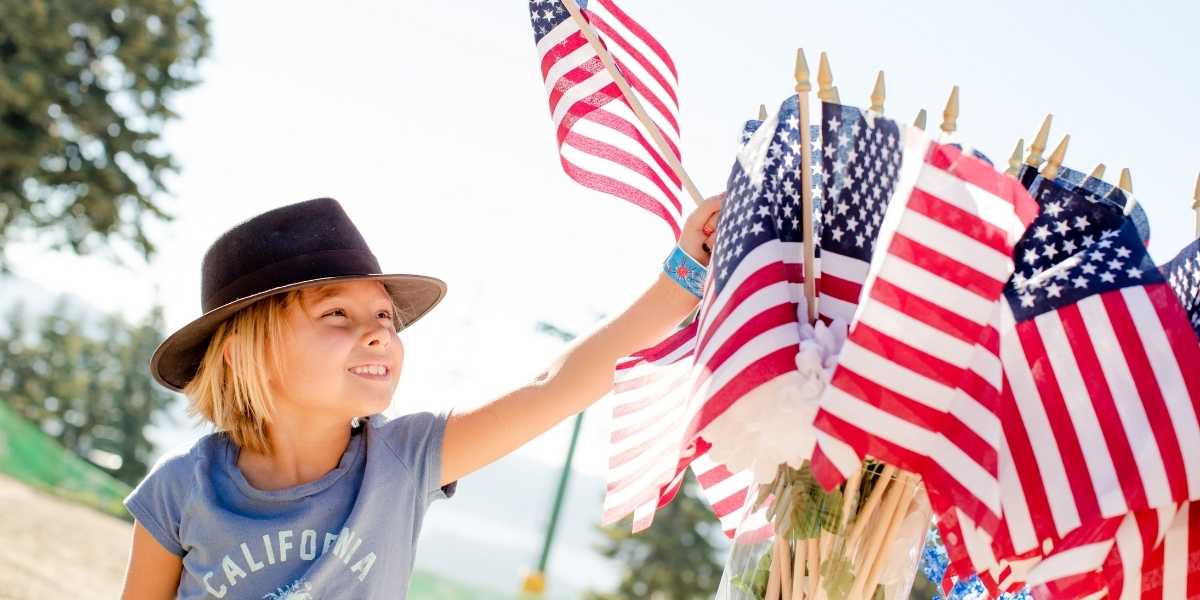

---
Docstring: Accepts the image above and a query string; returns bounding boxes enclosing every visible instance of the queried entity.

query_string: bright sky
[7,0,1200,478]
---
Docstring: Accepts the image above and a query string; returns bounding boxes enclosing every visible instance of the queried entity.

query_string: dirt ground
[0,474,131,599]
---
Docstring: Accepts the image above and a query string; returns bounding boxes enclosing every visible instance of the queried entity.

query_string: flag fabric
[1161,238,1200,337]
[815,103,903,324]
[682,93,814,462]
[809,130,1039,499]
[528,0,685,238]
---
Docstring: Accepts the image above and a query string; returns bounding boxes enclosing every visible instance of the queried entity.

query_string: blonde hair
[182,290,301,455]
[182,282,408,455]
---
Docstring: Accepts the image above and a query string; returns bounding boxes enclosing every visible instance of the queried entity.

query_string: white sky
[7,0,1200,478]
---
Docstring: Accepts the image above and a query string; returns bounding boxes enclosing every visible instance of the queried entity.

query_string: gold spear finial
[940,86,959,134]
[758,104,768,121]
[870,71,885,114]
[1042,135,1070,180]
[1193,171,1200,209]
[1119,168,1133,193]
[817,52,835,103]
[1006,139,1024,177]
[1089,164,1106,180]
[794,48,811,93]
[1026,114,1053,167]
[914,108,927,131]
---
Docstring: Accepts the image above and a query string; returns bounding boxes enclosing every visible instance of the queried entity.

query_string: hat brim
[149,273,446,393]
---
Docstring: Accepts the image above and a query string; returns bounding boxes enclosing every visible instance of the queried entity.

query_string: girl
[121,195,722,599]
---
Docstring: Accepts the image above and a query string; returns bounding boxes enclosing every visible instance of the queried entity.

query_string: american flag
[528,0,685,238]
[1161,239,1200,336]
[996,209,1200,560]
[600,99,812,538]
[815,103,903,324]
[809,131,1038,498]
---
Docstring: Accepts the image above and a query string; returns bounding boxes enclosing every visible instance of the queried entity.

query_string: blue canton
[816,102,902,262]
[1161,238,1200,337]
[529,0,584,43]
[1005,177,1162,322]
[711,95,808,293]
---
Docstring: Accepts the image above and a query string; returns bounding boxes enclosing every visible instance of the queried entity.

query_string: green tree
[0,0,210,271]
[587,471,726,600]
[0,298,178,486]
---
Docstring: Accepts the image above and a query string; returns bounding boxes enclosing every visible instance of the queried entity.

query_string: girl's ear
[222,337,235,369]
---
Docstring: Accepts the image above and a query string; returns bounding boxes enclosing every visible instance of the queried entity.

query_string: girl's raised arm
[439,195,722,486]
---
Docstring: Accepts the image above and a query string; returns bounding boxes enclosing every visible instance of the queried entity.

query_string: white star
[1115,246,1131,258]
[1107,259,1124,271]
[828,117,841,131]
[1054,220,1071,236]
[1044,202,1064,217]
[1033,225,1051,241]
[1043,244,1060,260]
[785,116,799,130]
[1046,282,1064,298]
[1100,271,1116,283]
[1024,249,1040,264]
[1073,215,1090,230]
[1072,276,1089,288]
[1020,292,1036,307]
[750,221,765,235]
[1081,263,1098,275]
[1126,267,1143,278]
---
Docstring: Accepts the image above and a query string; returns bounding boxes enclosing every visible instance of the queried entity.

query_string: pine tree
[0,0,210,271]
[586,471,726,600]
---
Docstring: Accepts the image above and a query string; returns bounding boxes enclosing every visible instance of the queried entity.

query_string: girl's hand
[677,193,724,267]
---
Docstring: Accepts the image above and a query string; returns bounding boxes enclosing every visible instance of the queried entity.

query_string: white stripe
[1123,286,1200,498]
[814,430,861,481]
[559,135,678,223]
[881,254,997,325]
[1034,308,1127,518]
[1000,304,1082,538]
[693,322,801,406]
[550,69,612,129]
[856,297,977,370]
[835,337,955,412]
[820,251,869,284]
[818,293,856,323]
[1076,294,1175,508]
[696,279,798,368]
[586,1,678,100]
[916,165,1028,242]
[609,378,687,437]
[534,20,577,56]
[1161,504,1190,600]
[542,42,599,96]
[1025,540,1113,587]
[1114,512,1146,600]
[956,510,1000,574]
[604,453,674,511]
[895,210,1013,284]
[606,397,686,463]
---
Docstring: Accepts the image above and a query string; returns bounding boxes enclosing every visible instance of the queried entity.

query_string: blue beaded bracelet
[663,244,707,299]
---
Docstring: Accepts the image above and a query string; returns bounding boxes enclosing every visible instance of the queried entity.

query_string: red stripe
[1188,502,1200,598]
[846,321,963,390]
[998,373,1061,547]
[869,277,986,347]
[1013,318,1104,531]
[617,321,697,369]
[610,55,680,139]
[560,156,681,239]
[539,30,589,79]
[696,258,802,356]
[546,56,607,115]
[710,486,748,517]
[1102,289,1190,503]
[685,346,798,441]
[888,233,1003,300]
[1056,302,1149,512]
[592,0,678,79]
[906,187,1012,256]
[1147,282,1200,423]
[818,268,864,307]
[588,12,679,108]
[562,128,680,213]
[925,142,1039,227]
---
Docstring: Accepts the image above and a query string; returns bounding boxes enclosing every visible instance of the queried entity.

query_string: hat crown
[200,197,382,312]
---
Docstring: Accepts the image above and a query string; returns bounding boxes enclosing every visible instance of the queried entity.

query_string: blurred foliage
[586,472,725,600]
[0,0,209,271]
[0,297,178,487]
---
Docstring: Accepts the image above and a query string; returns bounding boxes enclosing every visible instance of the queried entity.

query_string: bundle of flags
[526,3,1200,597]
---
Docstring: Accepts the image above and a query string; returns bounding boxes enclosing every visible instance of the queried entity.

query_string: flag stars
[1100,271,1117,283]
[1126,266,1143,278]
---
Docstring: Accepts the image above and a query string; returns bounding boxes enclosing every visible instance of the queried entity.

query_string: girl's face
[270,280,403,421]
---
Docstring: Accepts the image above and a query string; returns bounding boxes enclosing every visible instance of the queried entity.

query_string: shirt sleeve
[122,446,195,557]
[380,409,458,506]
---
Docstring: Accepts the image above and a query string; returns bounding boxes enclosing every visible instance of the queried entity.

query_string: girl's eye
[378,311,393,320]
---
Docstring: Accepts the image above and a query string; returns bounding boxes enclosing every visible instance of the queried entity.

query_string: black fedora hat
[149,197,447,392]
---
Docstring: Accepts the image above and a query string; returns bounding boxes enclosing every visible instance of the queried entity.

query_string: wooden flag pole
[1041,135,1070,181]
[1005,139,1025,177]
[940,86,959,136]
[869,71,886,114]
[795,48,818,324]
[1090,163,1107,180]
[559,0,704,207]
[1193,172,1200,238]
[914,108,928,131]
[1025,114,1053,167]
[817,52,836,103]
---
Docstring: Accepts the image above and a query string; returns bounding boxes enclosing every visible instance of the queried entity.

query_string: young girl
[120,195,722,599]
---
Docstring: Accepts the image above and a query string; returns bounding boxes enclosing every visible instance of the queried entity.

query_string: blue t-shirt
[123,411,456,599]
